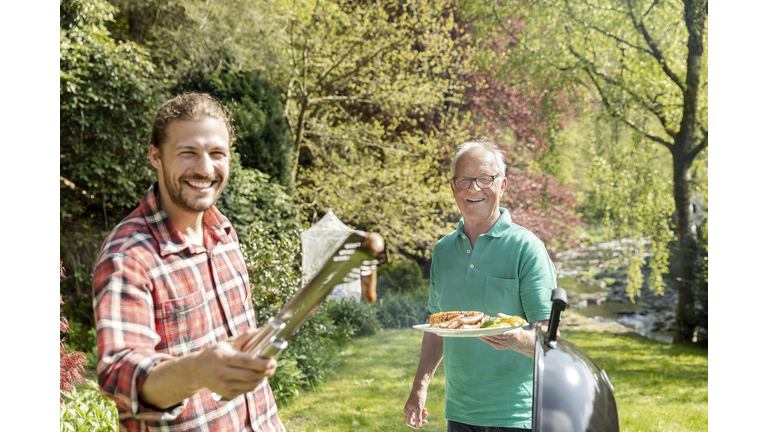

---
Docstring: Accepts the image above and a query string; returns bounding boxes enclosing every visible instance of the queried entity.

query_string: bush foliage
[60,0,168,224]
[176,68,294,188]
[60,265,87,402]
[60,380,119,432]
[376,259,426,295]
[216,152,301,240]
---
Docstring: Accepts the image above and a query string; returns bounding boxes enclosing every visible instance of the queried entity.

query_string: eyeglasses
[451,175,499,190]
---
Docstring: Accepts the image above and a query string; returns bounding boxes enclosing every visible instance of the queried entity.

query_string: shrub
[60,263,87,402]
[373,289,431,328]
[376,259,426,295]
[60,380,119,432]
[62,318,99,370]
[217,153,301,241]
[323,298,382,337]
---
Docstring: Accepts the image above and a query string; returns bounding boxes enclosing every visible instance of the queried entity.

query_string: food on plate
[481,315,528,329]
[429,311,490,329]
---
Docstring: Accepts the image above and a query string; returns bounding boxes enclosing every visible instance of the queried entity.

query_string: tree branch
[308,94,375,104]
[322,41,401,89]
[627,2,685,91]
[568,44,675,138]
[689,130,707,160]
[559,2,655,59]
[492,3,574,72]
[583,66,674,151]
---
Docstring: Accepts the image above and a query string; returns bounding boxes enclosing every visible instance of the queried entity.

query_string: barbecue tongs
[212,230,384,402]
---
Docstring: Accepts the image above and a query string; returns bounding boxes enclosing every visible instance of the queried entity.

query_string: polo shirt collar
[455,207,512,239]
[140,183,232,256]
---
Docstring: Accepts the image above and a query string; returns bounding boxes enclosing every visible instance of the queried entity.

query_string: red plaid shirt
[93,183,285,431]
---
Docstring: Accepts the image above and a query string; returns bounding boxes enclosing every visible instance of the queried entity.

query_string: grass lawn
[280,328,707,432]
[280,329,447,431]
[562,330,708,432]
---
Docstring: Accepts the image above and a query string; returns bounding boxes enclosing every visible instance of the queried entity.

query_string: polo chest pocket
[483,277,523,318]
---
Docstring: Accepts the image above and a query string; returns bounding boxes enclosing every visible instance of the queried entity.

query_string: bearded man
[92,93,285,431]
[404,141,558,432]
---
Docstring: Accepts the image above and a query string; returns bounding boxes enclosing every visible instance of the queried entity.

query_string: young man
[404,142,558,432]
[93,93,285,431]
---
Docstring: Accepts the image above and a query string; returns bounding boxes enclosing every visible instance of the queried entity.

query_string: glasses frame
[451,175,499,190]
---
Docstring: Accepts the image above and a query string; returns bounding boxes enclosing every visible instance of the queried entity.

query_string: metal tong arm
[212,231,382,402]
[246,231,382,358]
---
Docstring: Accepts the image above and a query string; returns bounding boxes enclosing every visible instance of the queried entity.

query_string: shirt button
[470,264,475,268]
[467,250,471,254]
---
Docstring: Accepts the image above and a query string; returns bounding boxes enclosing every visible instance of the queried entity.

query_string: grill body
[532,325,619,432]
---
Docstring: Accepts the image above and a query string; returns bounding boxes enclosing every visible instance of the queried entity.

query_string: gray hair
[449,141,506,178]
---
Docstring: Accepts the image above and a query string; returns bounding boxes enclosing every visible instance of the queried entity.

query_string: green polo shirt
[428,208,557,428]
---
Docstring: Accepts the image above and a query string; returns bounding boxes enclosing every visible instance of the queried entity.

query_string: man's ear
[498,177,508,195]
[149,145,161,170]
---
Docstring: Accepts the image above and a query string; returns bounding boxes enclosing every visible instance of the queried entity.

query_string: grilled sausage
[360,233,384,304]
[430,311,489,328]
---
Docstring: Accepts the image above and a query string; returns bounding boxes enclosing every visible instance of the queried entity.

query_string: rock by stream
[553,240,706,345]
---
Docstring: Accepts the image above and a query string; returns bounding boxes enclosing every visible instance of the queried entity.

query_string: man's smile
[184,179,217,191]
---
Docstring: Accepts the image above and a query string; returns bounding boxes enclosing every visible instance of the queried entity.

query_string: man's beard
[162,171,226,214]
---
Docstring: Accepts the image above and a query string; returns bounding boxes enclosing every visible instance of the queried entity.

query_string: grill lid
[532,288,620,432]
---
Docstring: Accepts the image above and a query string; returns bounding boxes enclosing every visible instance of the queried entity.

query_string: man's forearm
[139,352,204,410]
[411,332,444,393]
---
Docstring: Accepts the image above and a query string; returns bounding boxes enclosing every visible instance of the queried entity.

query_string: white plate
[412,323,525,337]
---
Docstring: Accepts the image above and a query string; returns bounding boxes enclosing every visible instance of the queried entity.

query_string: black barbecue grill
[532,288,620,432]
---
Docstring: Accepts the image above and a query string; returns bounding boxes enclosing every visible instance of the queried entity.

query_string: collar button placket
[211,245,239,337]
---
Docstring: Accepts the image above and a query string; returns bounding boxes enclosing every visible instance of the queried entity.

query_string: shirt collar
[140,183,233,256]
[454,208,512,239]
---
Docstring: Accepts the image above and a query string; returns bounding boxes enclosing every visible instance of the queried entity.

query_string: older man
[93,93,284,431]
[404,141,558,432]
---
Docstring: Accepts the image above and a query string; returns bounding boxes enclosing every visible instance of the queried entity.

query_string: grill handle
[546,288,568,347]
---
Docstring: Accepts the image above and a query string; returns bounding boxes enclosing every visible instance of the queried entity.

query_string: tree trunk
[669,0,706,344]
[290,99,309,183]
[672,154,699,343]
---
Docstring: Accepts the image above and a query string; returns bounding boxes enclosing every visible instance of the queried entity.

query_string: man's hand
[404,389,429,429]
[193,329,278,400]
[140,329,278,409]
[478,315,548,358]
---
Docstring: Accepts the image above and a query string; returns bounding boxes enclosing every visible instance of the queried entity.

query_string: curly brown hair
[150,92,236,152]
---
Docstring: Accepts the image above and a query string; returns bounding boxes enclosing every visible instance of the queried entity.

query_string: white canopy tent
[300,210,361,301]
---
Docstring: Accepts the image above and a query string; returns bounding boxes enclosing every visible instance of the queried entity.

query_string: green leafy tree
[60,0,168,227]
[585,116,676,300]
[106,0,286,76]
[475,0,707,343]
[271,0,475,257]
[61,0,169,327]
[177,69,295,188]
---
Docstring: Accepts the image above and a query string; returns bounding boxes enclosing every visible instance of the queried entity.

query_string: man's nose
[194,153,215,176]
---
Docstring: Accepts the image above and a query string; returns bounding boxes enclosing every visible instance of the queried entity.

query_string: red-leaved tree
[459,18,587,252]
[60,262,86,401]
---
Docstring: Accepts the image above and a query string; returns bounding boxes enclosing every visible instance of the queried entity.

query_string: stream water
[554,241,677,344]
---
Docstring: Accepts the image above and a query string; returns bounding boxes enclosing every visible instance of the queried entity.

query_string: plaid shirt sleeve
[93,252,188,421]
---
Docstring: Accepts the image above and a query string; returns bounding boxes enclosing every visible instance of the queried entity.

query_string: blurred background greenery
[59,0,707,430]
